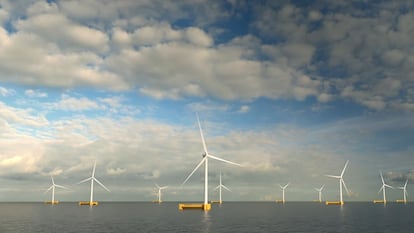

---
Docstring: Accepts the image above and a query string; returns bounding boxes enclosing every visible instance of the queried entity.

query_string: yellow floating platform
[313,200,322,203]
[326,201,343,205]
[153,200,162,203]
[79,201,99,206]
[396,200,407,203]
[178,203,211,211]
[275,200,285,203]
[373,200,385,204]
[211,200,222,204]
[44,201,59,204]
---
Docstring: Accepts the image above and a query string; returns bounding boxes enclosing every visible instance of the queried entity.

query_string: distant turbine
[214,171,231,204]
[78,160,110,206]
[181,113,241,211]
[279,183,290,203]
[155,183,168,203]
[44,176,67,204]
[377,172,393,204]
[397,179,408,203]
[314,185,324,203]
[326,160,349,205]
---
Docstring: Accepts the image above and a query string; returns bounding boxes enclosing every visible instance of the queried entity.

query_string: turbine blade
[182,157,206,185]
[222,185,231,192]
[197,113,208,154]
[208,154,241,166]
[342,179,350,195]
[44,186,53,194]
[405,179,408,188]
[160,186,168,190]
[214,185,220,191]
[51,176,55,185]
[77,177,92,184]
[283,183,290,189]
[378,185,384,194]
[321,185,325,190]
[326,175,341,179]
[380,172,385,184]
[92,160,97,178]
[155,183,160,189]
[54,184,68,190]
[384,184,393,189]
[94,178,110,192]
[340,160,349,177]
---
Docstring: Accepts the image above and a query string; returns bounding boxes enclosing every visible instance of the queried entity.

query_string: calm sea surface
[0,202,412,232]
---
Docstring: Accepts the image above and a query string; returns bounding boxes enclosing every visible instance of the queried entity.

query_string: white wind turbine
[181,114,241,210]
[314,185,324,203]
[326,160,349,205]
[45,176,67,204]
[397,179,408,203]
[279,183,290,203]
[155,183,168,203]
[78,160,110,206]
[214,171,231,204]
[378,171,393,204]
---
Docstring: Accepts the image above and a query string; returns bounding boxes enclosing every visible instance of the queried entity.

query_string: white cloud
[238,105,250,113]
[0,86,14,96]
[24,89,47,98]
[54,95,101,111]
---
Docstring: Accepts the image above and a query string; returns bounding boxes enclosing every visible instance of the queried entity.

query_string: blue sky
[0,0,414,202]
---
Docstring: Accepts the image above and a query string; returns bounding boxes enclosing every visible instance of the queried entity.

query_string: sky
[0,0,414,202]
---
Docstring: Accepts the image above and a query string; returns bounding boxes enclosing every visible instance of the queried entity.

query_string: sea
[0,202,412,233]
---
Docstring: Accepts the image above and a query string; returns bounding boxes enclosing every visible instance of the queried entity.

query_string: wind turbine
[78,160,110,206]
[397,179,408,203]
[180,114,241,211]
[376,172,393,204]
[314,185,324,203]
[278,183,290,203]
[213,171,231,204]
[326,160,349,205]
[155,183,168,203]
[44,176,67,204]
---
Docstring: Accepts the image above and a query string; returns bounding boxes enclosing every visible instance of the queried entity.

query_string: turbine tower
[279,183,290,203]
[377,172,393,204]
[155,183,168,203]
[314,185,324,203]
[78,160,110,206]
[397,179,408,203]
[326,160,349,205]
[214,171,231,204]
[181,114,241,211]
[45,175,67,204]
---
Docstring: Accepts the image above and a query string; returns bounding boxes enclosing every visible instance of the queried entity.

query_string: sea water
[0,202,412,232]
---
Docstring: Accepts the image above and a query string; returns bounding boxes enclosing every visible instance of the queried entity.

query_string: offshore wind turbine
[326,160,349,205]
[44,176,67,204]
[374,172,393,204]
[213,171,231,204]
[78,160,110,206]
[179,114,241,211]
[397,179,408,203]
[314,185,324,203]
[278,183,290,203]
[154,184,168,203]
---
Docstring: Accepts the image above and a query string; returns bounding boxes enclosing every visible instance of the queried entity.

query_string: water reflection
[201,211,211,233]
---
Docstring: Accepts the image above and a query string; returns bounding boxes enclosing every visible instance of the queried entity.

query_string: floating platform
[275,200,285,204]
[153,200,162,204]
[211,200,222,204]
[178,203,211,211]
[325,201,343,205]
[44,201,59,204]
[396,200,407,204]
[79,201,98,206]
[373,200,385,204]
[313,200,322,203]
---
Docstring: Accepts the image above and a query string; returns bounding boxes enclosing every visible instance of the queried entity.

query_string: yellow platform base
[313,200,322,203]
[153,200,162,203]
[44,201,59,204]
[79,201,98,206]
[211,200,222,204]
[275,200,285,204]
[373,200,385,204]
[396,200,407,203]
[178,203,211,211]
[326,201,343,205]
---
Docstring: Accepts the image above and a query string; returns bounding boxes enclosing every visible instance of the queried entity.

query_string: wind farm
[325,160,349,205]
[212,171,231,204]
[276,183,290,204]
[179,114,241,211]
[78,161,110,206]
[396,180,409,204]
[44,176,67,205]
[153,184,168,204]
[373,172,393,204]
